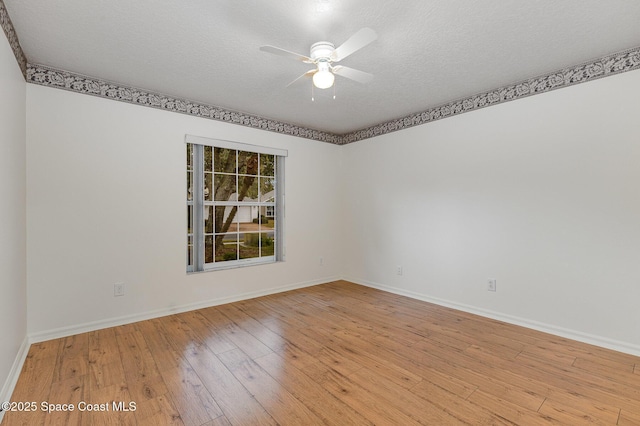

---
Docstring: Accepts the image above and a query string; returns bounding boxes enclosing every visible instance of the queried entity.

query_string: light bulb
[313,70,334,89]
[312,63,335,89]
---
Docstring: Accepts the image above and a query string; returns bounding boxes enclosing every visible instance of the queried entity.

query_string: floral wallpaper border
[0,0,27,78]
[3,0,640,144]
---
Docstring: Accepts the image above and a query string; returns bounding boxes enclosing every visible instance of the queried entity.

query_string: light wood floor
[3,280,640,425]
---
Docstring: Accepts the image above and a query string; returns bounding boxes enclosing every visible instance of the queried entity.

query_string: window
[186,135,286,272]
[265,205,275,218]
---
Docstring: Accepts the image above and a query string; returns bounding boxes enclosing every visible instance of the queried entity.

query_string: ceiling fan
[260,28,377,90]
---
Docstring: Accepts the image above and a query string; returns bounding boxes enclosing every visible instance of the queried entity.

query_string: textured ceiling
[4,0,640,135]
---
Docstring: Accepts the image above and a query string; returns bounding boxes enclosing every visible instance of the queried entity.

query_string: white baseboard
[346,276,640,357]
[0,336,30,424]
[29,276,340,344]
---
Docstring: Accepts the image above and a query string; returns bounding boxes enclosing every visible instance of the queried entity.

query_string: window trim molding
[185,134,288,158]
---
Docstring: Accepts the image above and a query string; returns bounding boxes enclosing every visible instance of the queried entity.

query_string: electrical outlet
[487,279,497,292]
[396,266,403,276]
[114,282,125,297]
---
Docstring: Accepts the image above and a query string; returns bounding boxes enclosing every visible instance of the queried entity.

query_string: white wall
[342,69,640,354]
[26,84,343,336]
[21,60,640,355]
[0,34,27,401]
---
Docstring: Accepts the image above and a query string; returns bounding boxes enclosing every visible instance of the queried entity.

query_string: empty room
[2,1,640,424]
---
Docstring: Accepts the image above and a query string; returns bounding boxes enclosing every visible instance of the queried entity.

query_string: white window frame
[186,135,287,272]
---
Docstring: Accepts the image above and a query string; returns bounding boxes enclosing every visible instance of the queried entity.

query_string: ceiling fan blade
[259,45,313,63]
[286,70,316,87]
[332,66,374,84]
[331,27,377,62]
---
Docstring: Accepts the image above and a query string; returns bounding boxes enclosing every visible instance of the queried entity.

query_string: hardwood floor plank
[618,408,640,425]
[199,307,273,359]
[515,352,640,404]
[302,362,422,425]
[89,382,137,426]
[255,352,373,425]
[218,349,324,425]
[348,366,480,424]
[6,353,56,402]
[215,303,286,351]
[312,328,423,389]
[134,394,184,425]
[52,333,89,383]
[88,327,121,366]
[179,311,237,355]
[517,345,577,366]
[135,319,185,372]
[201,416,233,426]
[115,331,169,403]
[465,390,559,425]
[115,331,162,383]
[537,398,614,425]
[572,356,636,378]
[538,397,620,424]
[409,338,549,410]
[126,373,169,403]
[298,328,365,377]
[89,360,126,390]
[183,342,277,425]
[44,375,88,426]
[160,366,223,426]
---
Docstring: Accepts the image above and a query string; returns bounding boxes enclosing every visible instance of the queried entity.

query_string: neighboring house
[228,190,275,223]
[204,190,275,226]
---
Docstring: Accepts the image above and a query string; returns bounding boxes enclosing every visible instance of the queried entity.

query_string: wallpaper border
[0,0,27,78]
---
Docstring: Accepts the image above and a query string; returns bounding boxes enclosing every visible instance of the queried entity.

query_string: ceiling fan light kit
[312,61,335,89]
[260,27,377,93]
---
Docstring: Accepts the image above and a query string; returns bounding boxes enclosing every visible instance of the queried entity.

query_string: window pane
[240,233,261,260]
[204,146,213,172]
[214,148,236,173]
[260,154,275,177]
[260,177,275,200]
[238,210,259,233]
[215,206,238,233]
[187,235,193,267]
[238,151,259,176]
[187,171,193,201]
[205,235,214,264]
[204,206,213,234]
[262,214,275,232]
[260,232,275,257]
[204,172,213,201]
[214,173,236,201]
[187,144,193,169]
[215,233,238,262]
[238,175,258,202]
[188,205,193,234]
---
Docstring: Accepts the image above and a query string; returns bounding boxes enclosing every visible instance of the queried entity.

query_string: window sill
[187,256,278,273]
